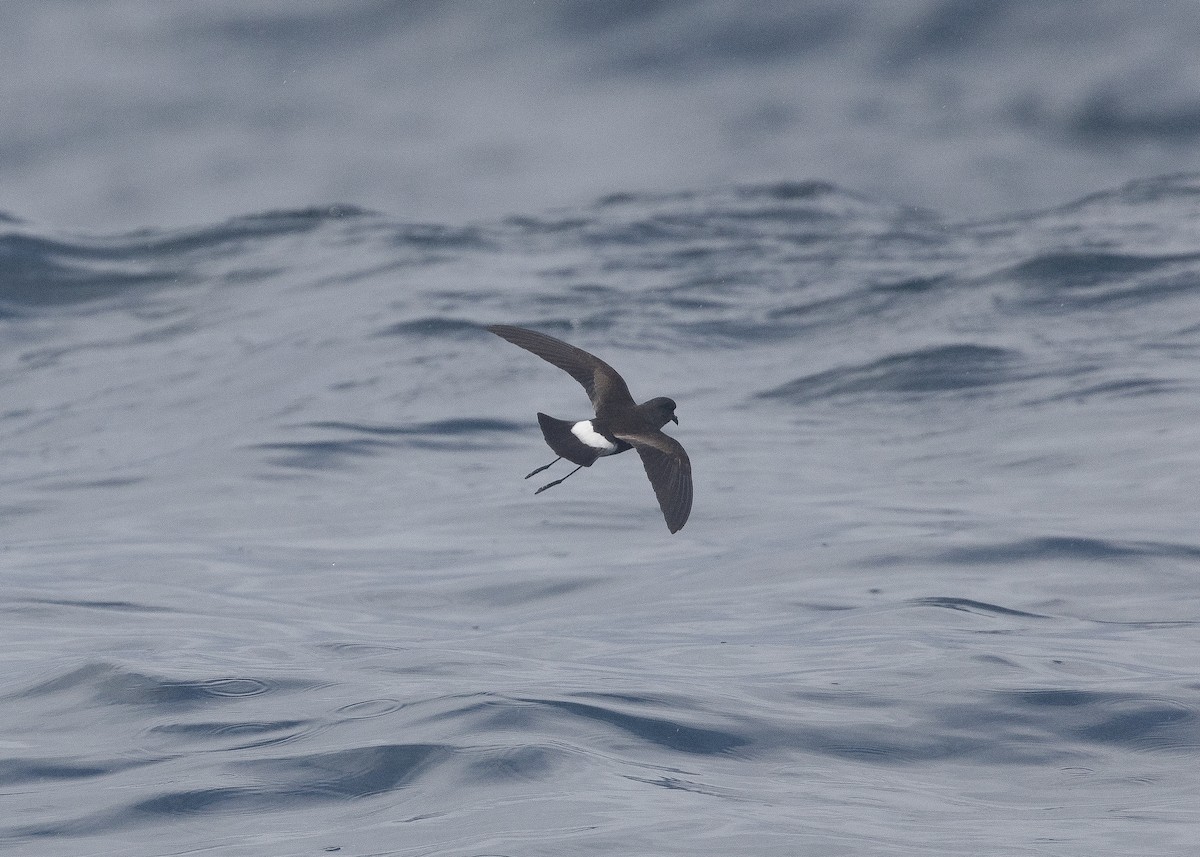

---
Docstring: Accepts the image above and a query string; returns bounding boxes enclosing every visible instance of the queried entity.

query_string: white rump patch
[571,420,618,454]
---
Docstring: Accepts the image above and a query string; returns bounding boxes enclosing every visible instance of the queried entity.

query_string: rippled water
[4,176,1200,855]
[7,2,1200,230]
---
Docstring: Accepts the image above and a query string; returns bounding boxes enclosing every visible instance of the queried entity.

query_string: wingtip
[665,508,690,533]
[663,499,690,533]
[486,323,522,335]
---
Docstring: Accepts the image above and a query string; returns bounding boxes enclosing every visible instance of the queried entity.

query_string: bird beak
[670,415,679,424]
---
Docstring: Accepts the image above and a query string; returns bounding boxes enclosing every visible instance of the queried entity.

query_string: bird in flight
[486,324,692,533]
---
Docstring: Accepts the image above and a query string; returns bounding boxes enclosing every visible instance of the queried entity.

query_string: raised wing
[615,429,692,534]
[487,324,635,416]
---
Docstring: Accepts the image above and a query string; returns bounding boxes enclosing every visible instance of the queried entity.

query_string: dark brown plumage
[487,324,692,533]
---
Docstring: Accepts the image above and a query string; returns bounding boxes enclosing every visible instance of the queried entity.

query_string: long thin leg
[534,464,584,494]
[525,457,561,479]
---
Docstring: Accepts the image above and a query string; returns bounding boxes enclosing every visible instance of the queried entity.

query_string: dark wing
[487,324,635,416]
[614,429,692,534]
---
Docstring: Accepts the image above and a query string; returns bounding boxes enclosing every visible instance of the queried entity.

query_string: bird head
[645,397,679,428]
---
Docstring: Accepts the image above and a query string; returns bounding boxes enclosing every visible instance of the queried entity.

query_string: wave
[760,344,1023,403]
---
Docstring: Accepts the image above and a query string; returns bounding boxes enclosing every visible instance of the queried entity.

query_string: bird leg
[534,464,584,494]
[525,456,561,479]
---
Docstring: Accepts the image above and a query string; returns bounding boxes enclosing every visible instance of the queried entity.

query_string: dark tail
[537,413,600,467]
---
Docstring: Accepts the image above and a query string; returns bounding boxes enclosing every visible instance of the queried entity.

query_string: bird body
[487,324,693,533]
[538,413,629,465]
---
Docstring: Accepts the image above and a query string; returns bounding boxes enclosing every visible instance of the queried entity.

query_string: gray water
[4,176,1200,855]
[5,1,1200,230]
[5,2,1200,855]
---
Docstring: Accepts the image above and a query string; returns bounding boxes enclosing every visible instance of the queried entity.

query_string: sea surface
[5,1,1200,854]
[5,1,1200,230]
[4,174,1200,855]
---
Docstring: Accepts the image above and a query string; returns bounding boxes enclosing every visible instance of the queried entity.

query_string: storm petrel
[486,324,692,533]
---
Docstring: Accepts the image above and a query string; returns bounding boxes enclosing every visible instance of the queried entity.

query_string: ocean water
[5,1,1200,230]
[5,2,1200,854]
[4,174,1200,855]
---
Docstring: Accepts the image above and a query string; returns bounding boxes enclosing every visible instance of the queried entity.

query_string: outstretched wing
[614,429,692,534]
[487,324,635,416]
